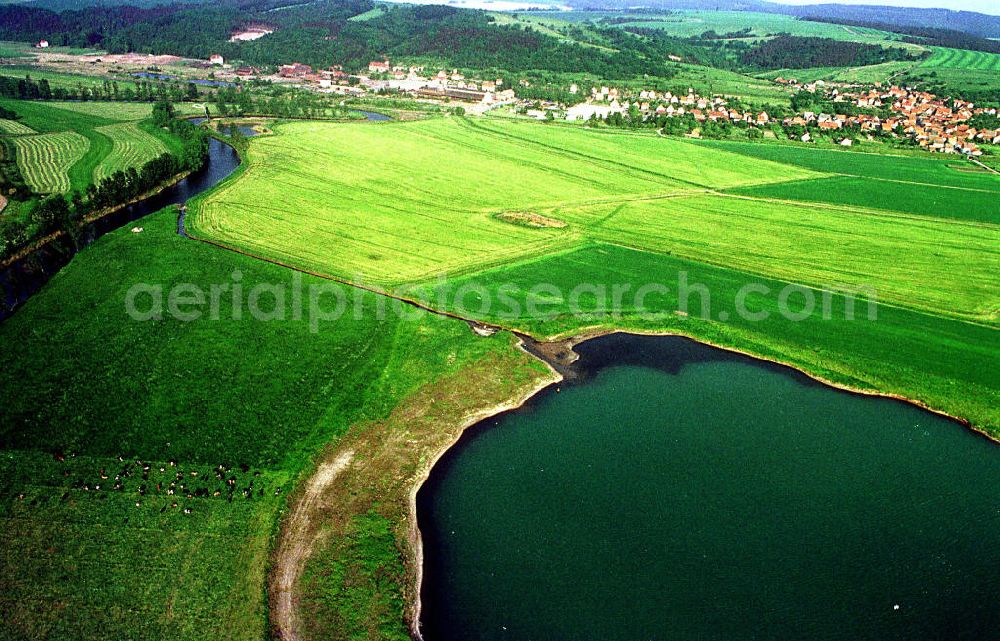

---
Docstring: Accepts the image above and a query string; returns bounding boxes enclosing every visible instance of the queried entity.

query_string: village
[14,36,1000,157]
[219,54,999,155]
[773,78,1000,155]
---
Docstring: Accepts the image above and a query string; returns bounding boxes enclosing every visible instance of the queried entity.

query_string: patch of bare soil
[271,450,355,641]
[496,211,567,229]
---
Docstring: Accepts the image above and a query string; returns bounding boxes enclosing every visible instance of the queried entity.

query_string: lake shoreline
[405,334,562,640]
[407,326,997,638]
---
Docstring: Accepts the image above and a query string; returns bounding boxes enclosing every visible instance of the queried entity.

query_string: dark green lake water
[417,334,1000,641]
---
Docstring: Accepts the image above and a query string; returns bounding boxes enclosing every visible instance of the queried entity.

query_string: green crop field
[11,131,90,193]
[0,207,540,640]
[190,118,816,286]
[93,123,169,182]
[920,46,1000,71]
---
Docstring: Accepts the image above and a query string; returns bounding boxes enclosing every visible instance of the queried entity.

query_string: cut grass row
[93,123,170,182]
[0,118,35,135]
[920,46,1000,71]
[10,131,90,194]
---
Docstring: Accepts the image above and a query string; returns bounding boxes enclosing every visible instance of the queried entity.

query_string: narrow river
[417,333,1000,641]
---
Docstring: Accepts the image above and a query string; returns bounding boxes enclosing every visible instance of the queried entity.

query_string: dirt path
[971,158,1000,176]
[271,450,355,641]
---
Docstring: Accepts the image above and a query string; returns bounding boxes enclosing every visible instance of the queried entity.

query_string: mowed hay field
[920,46,1000,71]
[0,118,35,135]
[191,117,997,323]
[0,99,182,194]
[11,131,90,193]
[190,117,817,285]
[93,123,169,182]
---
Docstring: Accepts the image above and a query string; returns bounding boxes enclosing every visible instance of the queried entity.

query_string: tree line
[0,74,199,103]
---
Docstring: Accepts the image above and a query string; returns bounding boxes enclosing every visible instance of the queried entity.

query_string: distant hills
[567,1,1000,38]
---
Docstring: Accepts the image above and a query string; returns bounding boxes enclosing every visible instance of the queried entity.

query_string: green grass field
[0,207,539,640]
[756,60,918,84]
[190,118,816,286]
[191,118,997,323]
[189,115,999,436]
[670,63,792,102]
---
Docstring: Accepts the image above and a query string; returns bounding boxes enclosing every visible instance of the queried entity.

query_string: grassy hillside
[0,206,543,640]
[614,10,912,48]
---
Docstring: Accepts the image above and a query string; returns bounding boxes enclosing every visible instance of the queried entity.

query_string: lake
[418,334,1000,641]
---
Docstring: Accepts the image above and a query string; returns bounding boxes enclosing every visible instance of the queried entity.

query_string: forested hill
[0,0,694,78]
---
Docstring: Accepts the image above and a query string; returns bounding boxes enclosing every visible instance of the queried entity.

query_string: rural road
[272,450,354,641]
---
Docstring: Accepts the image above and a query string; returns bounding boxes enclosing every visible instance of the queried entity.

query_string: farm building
[209,54,225,66]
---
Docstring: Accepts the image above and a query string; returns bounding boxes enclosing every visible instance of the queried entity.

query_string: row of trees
[0,74,199,103]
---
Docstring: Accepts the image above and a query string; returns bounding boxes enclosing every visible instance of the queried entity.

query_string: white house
[209,54,224,66]
[36,40,50,49]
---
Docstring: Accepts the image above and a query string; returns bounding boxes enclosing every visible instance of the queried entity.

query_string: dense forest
[804,18,1000,55]
[0,0,681,78]
[741,35,924,70]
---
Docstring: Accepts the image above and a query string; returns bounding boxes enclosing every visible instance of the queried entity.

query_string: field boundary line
[596,239,999,329]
